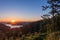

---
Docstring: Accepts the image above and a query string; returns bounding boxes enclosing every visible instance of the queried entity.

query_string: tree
[41,14,50,20]
[42,0,60,32]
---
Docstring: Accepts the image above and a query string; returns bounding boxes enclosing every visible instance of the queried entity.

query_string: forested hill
[0,15,60,40]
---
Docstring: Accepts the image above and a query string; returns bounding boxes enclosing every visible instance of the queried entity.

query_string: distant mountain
[0,23,10,32]
[0,20,43,34]
[2,22,31,25]
[16,22,31,25]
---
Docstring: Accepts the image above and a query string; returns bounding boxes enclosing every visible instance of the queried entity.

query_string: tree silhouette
[42,0,60,32]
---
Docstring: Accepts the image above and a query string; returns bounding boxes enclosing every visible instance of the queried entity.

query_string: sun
[11,20,16,24]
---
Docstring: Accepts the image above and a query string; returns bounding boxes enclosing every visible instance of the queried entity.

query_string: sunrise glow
[11,20,16,24]
[11,20,16,22]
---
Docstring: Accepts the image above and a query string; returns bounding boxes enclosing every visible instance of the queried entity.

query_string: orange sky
[0,17,42,22]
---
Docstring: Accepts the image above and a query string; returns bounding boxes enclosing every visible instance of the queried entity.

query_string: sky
[0,0,49,22]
